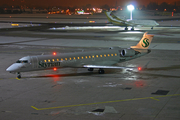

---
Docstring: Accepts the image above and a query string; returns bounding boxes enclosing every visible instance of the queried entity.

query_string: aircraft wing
[83,65,141,71]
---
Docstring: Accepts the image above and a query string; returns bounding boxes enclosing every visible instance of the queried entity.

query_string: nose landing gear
[17,72,21,79]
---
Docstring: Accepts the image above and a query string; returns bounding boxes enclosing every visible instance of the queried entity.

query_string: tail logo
[141,38,149,48]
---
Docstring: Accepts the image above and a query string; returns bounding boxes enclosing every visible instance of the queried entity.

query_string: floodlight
[127,5,134,11]
[127,4,134,20]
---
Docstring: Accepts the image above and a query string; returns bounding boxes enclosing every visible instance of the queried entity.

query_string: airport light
[127,4,134,20]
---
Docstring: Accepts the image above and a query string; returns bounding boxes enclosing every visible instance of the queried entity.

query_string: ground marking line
[16,77,21,80]
[31,94,180,110]
[150,97,160,101]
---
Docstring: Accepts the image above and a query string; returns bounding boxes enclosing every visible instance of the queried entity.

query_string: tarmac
[0,13,180,120]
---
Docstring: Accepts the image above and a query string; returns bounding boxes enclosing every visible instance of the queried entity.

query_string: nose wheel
[17,72,21,79]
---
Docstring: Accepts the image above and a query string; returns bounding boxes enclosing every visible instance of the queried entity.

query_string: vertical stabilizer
[104,11,113,22]
[131,32,154,49]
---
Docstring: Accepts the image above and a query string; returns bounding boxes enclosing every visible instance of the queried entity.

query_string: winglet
[131,32,154,49]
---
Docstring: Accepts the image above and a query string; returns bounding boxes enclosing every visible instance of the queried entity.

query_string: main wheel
[125,27,128,31]
[98,69,105,74]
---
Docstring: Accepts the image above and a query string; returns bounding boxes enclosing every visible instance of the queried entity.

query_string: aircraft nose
[6,64,21,72]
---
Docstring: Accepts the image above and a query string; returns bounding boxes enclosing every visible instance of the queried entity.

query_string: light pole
[127,4,134,20]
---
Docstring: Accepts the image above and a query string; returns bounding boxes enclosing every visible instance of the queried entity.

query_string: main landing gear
[131,27,134,31]
[17,72,21,79]
[125,27,128,31]
[125,27,134,31]
[88,68,105,74]
[98,69,105,74]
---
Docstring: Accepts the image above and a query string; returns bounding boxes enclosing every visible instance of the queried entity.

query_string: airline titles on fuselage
[38,61,61,68]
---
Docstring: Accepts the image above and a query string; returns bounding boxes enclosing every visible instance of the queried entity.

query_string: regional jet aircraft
[6,32,154,79]
[105,11,159,31]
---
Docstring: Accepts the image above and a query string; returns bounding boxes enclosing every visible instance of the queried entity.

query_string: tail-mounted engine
[121,48,137,57]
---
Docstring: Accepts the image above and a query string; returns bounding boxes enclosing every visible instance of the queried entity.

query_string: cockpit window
[23,60,28,63]
[16,60,21,63]
[16,60,28,63]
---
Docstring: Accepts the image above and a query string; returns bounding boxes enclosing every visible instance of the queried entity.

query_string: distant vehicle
[105,11,159,31]
[6,32,154,79]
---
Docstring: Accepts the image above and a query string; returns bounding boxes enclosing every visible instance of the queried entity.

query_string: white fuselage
[105,11,159,27]
[126,19,159,27]
[6,48,149,73]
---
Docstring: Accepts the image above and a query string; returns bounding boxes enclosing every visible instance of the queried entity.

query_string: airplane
[104,11,159,31]
[6,32,154,79]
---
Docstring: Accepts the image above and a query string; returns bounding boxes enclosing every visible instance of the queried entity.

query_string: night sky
[0,0,178,7]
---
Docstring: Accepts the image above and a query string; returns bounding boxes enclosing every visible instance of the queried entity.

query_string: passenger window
[108,54,110,57]
[48,59,51,62]
[77,57,80,59]
[96,55,98,58]
[100,55,102,57]
[44,60,47,62]
[52,59,54,62]
[92,55,94,58]
[104,54,106,57]
[73,57,76,60]
[69,58,72,60]
[115,53,117,56]
[81,56,84,59]
[61,58,63,61]
[57,59,59,61]
[89,56,91,58]
[85,56,88,59]
[65,58,67,60]
[111,54,113,56]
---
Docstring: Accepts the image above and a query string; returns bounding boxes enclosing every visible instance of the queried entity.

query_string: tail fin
[131,32,154,49]
[104,11,126,22]
[104,11,113,22]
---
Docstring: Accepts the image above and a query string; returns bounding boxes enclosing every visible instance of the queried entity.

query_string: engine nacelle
[121,48,136,57]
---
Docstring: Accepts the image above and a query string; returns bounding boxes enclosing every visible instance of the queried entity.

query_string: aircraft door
[31,56,38,68]
[92,55,95,61]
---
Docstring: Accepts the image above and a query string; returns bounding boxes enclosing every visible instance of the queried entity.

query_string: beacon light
[53,68,57,71]
[138,67,142,71]
[53,52,57,55]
